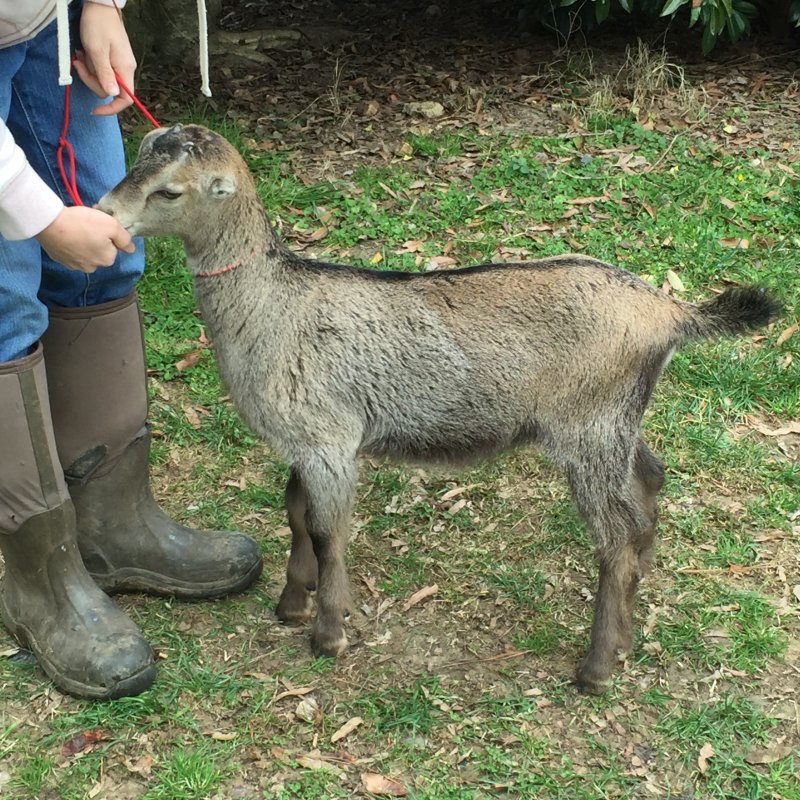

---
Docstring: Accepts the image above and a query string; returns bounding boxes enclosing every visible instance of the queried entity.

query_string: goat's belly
[362,417,540,466]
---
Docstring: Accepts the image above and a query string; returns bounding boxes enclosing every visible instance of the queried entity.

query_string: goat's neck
[183,188,279,273]
[186,190,291,383]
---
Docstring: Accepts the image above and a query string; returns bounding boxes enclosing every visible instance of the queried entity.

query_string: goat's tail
[683,286,781,340]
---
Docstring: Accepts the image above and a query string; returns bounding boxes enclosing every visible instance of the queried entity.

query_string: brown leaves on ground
[747,419,800,437]
[330,716,364,743]
[697,742,715,774]
[775,322,798,347]
[401,584,438,611]
[61,729,110,759]
[744,744,794,765]
[361,772,408,796]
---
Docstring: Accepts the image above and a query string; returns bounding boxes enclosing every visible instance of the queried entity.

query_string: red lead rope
[57,66,160,207]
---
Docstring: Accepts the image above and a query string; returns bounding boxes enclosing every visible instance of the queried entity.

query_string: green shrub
[519,0,769,54]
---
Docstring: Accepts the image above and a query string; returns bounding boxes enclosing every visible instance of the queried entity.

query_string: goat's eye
[154,189,182,201]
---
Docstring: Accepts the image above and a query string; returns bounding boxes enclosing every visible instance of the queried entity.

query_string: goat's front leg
[298,457,357,658]
[276,470,318,625]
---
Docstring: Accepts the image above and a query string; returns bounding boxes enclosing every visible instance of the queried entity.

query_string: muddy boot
[0,344,155,698]
[42,293,263,598]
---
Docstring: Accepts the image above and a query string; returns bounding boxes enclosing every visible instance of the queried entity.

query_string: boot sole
[0,597,156,700]
[90,555,264,600]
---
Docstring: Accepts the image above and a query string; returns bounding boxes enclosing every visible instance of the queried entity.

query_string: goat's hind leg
[568,454,653,695]
[276,469,319,625]
[577,537,640,694]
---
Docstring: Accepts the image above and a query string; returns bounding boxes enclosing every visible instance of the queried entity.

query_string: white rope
[197,0,212,97]
[56,0,72,86]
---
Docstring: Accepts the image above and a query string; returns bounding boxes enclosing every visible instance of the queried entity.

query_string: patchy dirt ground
[135,0,800,165]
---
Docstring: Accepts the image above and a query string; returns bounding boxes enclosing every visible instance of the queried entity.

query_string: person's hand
[73,2,137,116]
[35,206,136,273]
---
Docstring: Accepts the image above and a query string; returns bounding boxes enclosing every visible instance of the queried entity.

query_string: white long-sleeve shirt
[0,0,125,240]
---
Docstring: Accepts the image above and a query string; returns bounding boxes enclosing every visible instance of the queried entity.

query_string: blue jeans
[0,5,144,362]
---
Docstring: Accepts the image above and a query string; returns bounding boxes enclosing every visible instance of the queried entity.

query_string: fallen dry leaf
[183,405,202,429]
[331,716,364,743]
[174,348,204,371]
[61,729,110,759]
[776,322,798,347]
[398,142,413,158]
[719,196,736,210]
[404,100,444,118]
[665,269,685,293]
[307,226,329,241]
[751,421,800,437]
[615,153,649,172]
[744,744,793,765]
[448,498,468,514]
[297,752,343,777]
[361,772,407,796]
[397,239,425,253]
[270,746,291,764]
[272,686,314,703]
[440,485,468,502]
[697,742,715,774]
[567,194,609,205]
[402,584,439,612]
[378,182,399,200]
[123,754,154,777]
[295,750,346,777]
[295,695,320,724]
[719,237,749,249]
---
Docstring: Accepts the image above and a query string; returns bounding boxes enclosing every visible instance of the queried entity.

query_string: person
[0,0,262,699]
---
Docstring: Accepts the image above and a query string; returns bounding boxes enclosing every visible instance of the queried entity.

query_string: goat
[98,124,779,694]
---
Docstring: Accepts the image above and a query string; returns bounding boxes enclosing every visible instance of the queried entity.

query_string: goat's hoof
[310,629,348,659]
[575,656,613,696]
[276,585,313,626]
[575,673,610,696]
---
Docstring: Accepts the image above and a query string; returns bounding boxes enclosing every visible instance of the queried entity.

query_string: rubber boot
[0,344,155,698]
[41,293,263,598]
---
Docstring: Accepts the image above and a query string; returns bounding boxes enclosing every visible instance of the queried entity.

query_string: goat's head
[98,124,244,239]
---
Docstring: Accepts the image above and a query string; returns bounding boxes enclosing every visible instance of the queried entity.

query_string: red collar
[195,246,259,278]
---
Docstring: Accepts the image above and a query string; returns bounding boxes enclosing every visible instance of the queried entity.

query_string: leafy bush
[519,0,768,54]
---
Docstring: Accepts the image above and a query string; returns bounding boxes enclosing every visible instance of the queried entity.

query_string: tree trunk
[124,0,223,68]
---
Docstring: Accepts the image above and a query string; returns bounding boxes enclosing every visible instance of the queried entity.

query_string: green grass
[1,85,798,800]
[141,744,231,800]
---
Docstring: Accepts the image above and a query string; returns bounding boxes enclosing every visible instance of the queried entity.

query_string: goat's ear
[208,175,236,200]
[138,127,169,158]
